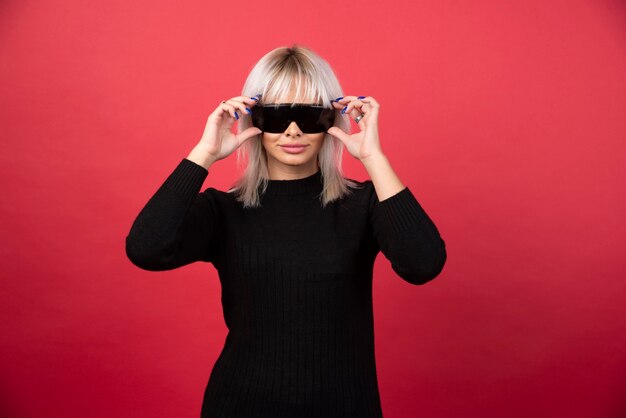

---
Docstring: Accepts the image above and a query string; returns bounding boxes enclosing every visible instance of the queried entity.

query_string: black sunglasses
[250,103,336,134]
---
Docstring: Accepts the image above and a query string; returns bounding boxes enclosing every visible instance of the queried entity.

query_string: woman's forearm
[361,153,405,201]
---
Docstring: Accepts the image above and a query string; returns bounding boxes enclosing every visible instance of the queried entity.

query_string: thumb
[327,127,348,143]
[240,127,263,142]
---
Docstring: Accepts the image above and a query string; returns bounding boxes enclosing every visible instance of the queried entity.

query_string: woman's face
[261,94,325,176]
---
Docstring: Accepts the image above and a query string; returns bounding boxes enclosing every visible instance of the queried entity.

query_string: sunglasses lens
[251,104,335,134]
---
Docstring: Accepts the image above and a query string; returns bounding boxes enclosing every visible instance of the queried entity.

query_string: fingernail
[334,96,344,102]
[357,96,365,99]
[245,107,252,114]
[234,111,239,120]
[250,97,259,101]
[341,106,347,114]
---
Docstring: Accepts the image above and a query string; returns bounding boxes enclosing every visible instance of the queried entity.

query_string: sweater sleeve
[368,183,447,285]
[125,158,220,271]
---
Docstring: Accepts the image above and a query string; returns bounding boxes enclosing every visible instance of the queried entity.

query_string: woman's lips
[279,144,309,154]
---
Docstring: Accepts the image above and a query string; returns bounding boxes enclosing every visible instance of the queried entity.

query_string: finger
[236,126,263,145]
[233,94,262,107]
[352,100,380,123]
[334,100,365,126]
[336,95,379,110]
[333,95,360,103]
[357,96,380,110]
[326,126,349,144]
[223,98,255,119]
[218,102,239,120]
[341,99,365,117]
[361,102,373,113]
[353,109,367,126]
[210,101,235,120]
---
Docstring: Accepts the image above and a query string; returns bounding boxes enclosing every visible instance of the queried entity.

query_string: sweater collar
[262,169,323,196]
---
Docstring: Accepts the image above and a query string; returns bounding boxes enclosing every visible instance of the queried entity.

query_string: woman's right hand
[189,95,263,168]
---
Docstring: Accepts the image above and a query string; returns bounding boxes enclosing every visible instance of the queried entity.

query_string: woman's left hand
[327,96,385,163]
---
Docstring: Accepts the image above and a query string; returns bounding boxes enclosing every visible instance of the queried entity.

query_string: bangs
[261,59,326,106]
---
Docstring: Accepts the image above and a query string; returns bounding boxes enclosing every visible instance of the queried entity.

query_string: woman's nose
[285,121,302,136]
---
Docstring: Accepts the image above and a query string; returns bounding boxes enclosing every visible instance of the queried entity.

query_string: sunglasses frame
[250,103,336,134]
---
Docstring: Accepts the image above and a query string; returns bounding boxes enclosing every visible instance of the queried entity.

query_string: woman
[126,45,446,417]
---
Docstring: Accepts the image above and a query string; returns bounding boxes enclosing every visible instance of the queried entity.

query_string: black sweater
[125,158,447,418]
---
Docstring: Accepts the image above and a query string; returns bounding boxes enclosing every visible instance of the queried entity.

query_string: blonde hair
[227,44,362,208]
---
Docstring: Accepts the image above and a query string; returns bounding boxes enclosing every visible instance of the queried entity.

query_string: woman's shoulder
[344,176,375,195]
[345,176,372,187]
[199,186,236,202]
[340,176,377,208]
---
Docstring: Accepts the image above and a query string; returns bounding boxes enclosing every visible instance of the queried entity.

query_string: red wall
[1,1,625,417]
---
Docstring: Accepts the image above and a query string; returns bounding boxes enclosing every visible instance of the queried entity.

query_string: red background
[1,1,625,417]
